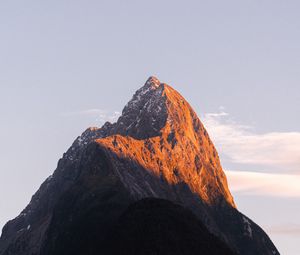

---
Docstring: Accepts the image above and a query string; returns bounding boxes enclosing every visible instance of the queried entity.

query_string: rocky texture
[0,77,279,255]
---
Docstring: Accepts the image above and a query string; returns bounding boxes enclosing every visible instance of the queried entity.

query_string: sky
[0,0,299,254]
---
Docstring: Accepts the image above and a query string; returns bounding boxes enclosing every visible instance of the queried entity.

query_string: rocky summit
[0,77,279,255]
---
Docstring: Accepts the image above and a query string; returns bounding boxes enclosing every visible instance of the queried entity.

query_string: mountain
[42,197,237,255]
[0,77,279,255]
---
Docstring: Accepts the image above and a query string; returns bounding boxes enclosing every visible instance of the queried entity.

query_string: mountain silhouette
[0,77,279,255]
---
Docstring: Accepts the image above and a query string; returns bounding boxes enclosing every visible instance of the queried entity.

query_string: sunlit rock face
[98,79,235,208]
[0,77,279,255]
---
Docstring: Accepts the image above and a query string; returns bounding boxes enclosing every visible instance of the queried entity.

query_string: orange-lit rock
[97,82,235,207]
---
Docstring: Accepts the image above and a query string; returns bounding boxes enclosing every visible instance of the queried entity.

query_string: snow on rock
[123,76,162,110]
[114,76,167,139]
[242,216,253,238]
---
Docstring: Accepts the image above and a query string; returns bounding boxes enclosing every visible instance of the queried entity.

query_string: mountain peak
[133,76,163,101]
[145,76,161,88]
[113,77,167,139]
[98,79,236,208]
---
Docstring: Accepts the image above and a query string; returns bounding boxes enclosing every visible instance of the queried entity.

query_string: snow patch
[242,216,252,238]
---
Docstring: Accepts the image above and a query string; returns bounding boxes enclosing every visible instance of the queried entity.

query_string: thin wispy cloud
[202,109,300,172]
[61,109,121,124]
[226,170,300,197]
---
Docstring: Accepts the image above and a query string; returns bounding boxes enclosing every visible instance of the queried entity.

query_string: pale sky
[0,1,299,254]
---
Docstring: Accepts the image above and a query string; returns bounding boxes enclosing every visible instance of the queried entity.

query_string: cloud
[61,109,121,124]
[202,109,300,172]
[265,224,300,236]
[226,170,300,197]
